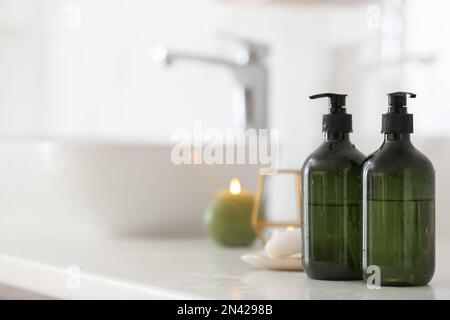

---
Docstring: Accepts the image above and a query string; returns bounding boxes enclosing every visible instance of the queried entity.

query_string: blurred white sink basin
[0,139,258,236]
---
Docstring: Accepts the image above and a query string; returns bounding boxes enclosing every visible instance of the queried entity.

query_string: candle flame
[229,178,241,195]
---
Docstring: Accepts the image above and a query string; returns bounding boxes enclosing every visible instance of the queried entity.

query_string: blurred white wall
[0,0,45,134]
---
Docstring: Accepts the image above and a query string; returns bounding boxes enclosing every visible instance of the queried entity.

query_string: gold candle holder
[251,168,302,245]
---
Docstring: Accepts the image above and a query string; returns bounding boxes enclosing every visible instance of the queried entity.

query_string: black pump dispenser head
[310,93,352,133]
[382,91,416,134]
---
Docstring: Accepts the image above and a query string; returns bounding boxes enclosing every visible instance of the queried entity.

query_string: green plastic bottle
[363,92,435,286]
[302,93,366,280]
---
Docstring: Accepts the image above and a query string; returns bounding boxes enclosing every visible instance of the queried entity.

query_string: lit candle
[204,178,256,246]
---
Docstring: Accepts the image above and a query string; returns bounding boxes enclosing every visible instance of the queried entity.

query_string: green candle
[204,178,256,246]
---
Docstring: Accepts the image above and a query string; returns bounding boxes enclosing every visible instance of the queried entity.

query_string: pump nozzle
[310,93,347,110]
[309,93,352,133]
[388,92,416,107]
[382,91,416,134]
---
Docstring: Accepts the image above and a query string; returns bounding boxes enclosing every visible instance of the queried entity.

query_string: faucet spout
[152,37,269,131]
[153,47,236,69]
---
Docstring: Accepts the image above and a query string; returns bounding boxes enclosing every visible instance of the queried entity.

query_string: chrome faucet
[153,33,269,131]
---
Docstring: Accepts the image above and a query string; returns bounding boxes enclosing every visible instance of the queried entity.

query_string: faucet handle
[213,30,269,64]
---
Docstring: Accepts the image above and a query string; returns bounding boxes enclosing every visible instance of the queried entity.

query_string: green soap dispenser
[362,92,435,286]
[302,93,366,280]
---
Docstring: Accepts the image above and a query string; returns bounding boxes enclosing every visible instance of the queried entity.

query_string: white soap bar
[241,251,303,271]
[265,228,302,259]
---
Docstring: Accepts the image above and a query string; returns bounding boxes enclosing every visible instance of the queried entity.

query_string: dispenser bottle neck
[324,132,350,142]
[384,132,412,143]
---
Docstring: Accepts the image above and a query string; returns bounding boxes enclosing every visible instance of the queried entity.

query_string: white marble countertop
[0,233,449,300]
